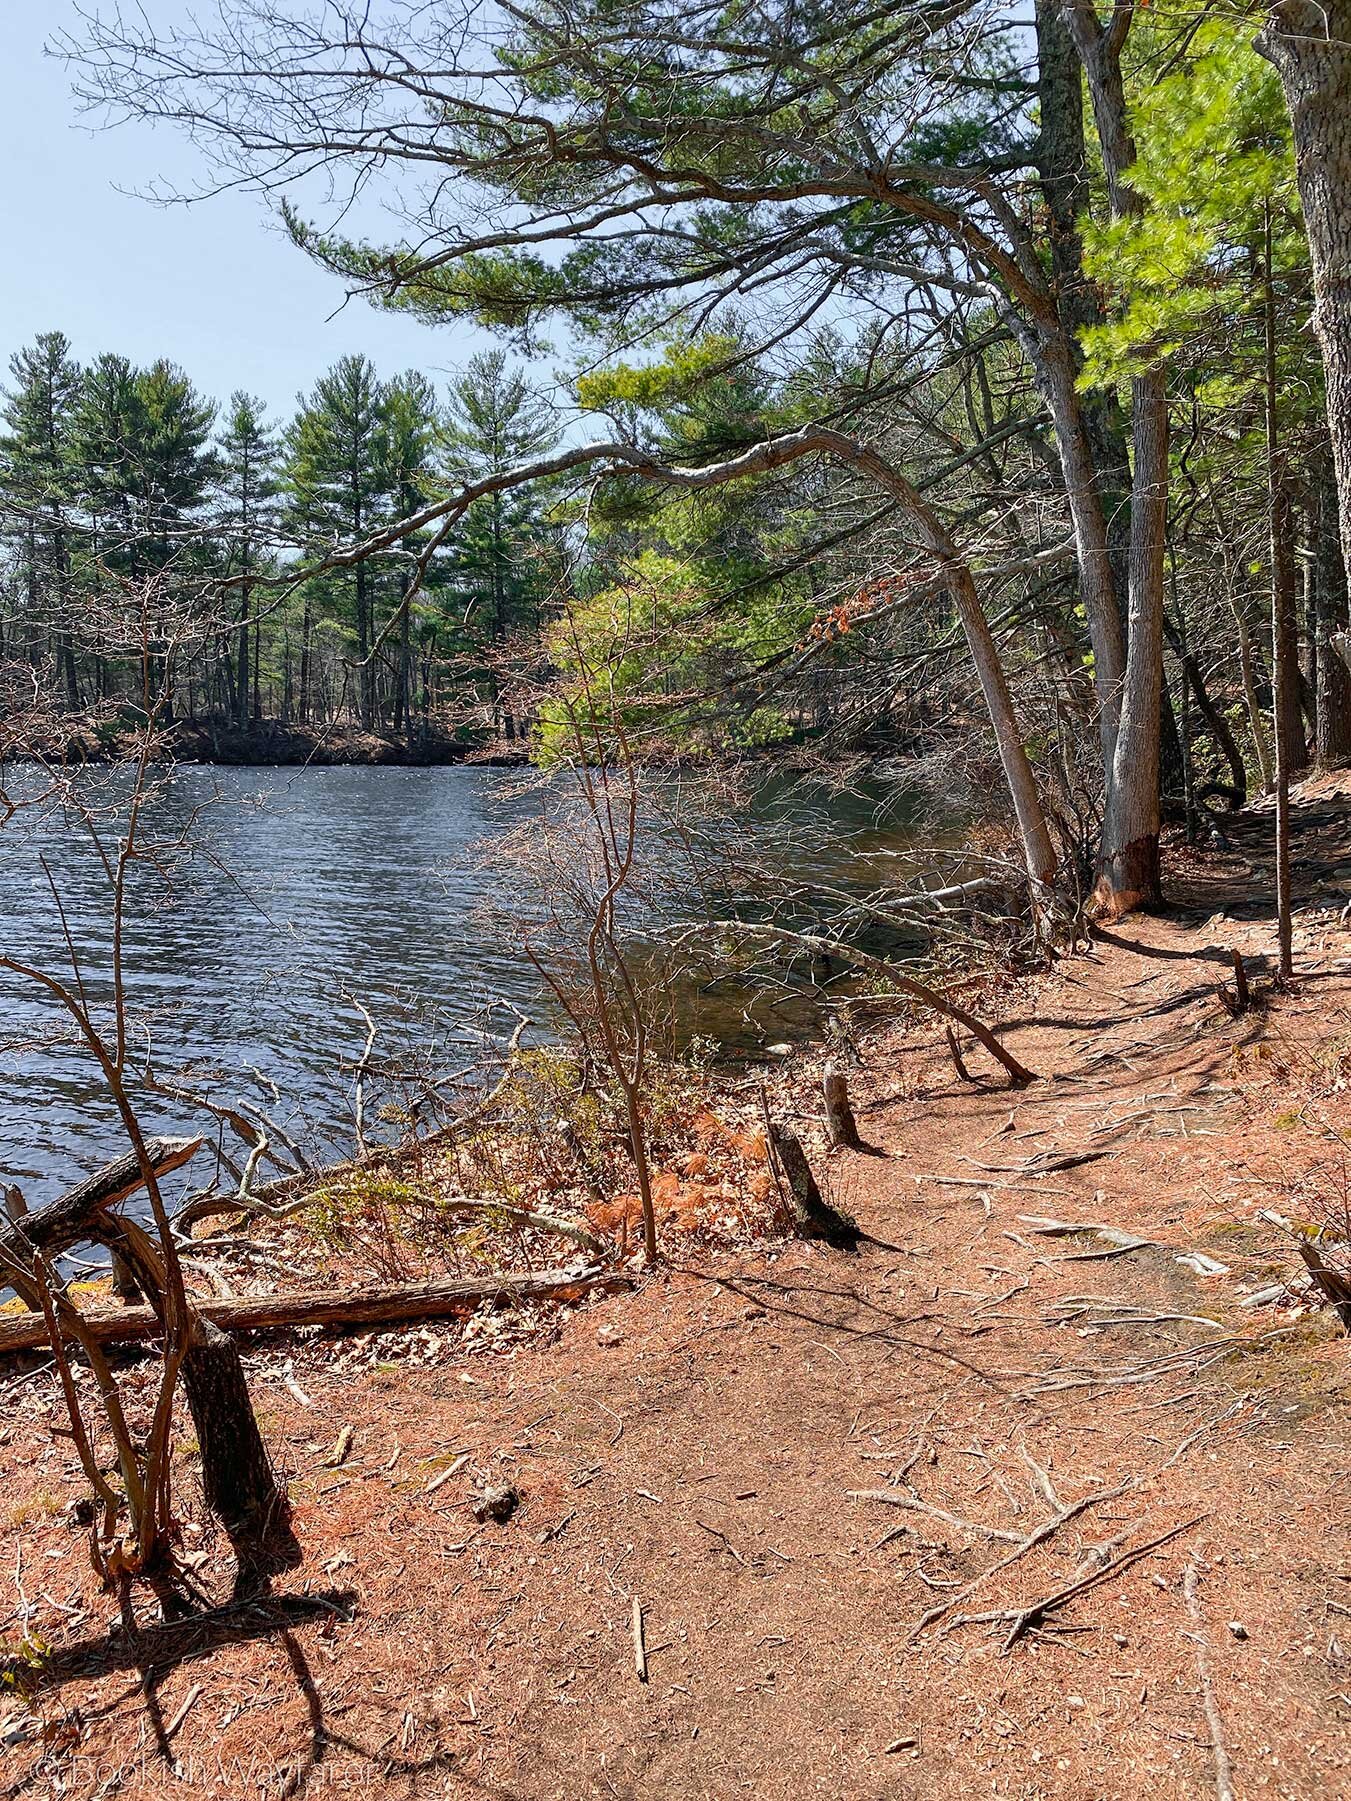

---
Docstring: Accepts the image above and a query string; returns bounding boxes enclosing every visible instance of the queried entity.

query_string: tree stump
[766,1122,860,1250]
[1231,949,1251,1011]
[822,1061,862,1150]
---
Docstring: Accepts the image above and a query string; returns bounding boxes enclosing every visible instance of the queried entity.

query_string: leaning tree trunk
[631,424,1062,900]
[1260,2,1351,586]
[181,1316,297,1587]
[1163,617,1247,807]
[764,1121,860,1250]
[825,434,1060,899]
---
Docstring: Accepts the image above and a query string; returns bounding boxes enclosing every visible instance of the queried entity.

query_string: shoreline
[11,715,533,769]
[4,787,1350,1794]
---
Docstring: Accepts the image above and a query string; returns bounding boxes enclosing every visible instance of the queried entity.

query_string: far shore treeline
[0,340,563,748]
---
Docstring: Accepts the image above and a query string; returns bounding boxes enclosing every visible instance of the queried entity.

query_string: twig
[954,1516,1205,1651]
[350,996,378,1157]
[914,1479,1136,1632]
[164,1682,204,1743]
[695,1519,747,1565]
[1184,1564,1237,1801]
[632,1596,648,1683]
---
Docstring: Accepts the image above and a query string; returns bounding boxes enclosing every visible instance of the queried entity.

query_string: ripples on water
[0,764,925,1208]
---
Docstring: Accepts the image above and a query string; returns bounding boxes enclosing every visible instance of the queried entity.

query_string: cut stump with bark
[822,1062,863,1150]
[766,1123,860,1250]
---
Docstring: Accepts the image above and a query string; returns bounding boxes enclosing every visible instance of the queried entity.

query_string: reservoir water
[0,763,926,1210]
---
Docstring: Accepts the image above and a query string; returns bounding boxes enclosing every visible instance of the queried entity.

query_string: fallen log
[0,1267,632,1356]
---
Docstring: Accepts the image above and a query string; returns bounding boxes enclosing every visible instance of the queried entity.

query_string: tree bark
[1034,0,1128,756]
[1314,451,1351,763]
[1259,2,1351,588]
[182,1315,298,1586]
[235,574,251,731]
[1061,2,1170,915]
[765,1123,860,1249]
[822,1062,862,1150]
[1095,369,1168,914]
[1271,473,1306,775]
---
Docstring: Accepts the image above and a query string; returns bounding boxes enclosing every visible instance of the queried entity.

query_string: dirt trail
[4,782,1351,1799]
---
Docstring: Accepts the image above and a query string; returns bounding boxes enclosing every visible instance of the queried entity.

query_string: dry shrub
[587,1107,777,1246]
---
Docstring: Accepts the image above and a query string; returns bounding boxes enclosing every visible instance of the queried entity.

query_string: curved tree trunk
[817,433,1059,897]
[1162,618,1247,807]
[636,426,1060,898]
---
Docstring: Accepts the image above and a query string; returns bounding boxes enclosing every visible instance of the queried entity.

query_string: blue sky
[0,5,485,422]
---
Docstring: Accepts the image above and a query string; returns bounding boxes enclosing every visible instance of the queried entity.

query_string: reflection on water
[0,764,929,1207]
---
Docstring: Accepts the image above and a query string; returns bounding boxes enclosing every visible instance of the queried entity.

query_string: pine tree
[443,352,556,736]
[285,356,390,727]
[136,360,216,572]
[69,353,150,581]
[383,370,440,736]
[66,355,215,715]
[216,393,280,728]
[0,332,83,705]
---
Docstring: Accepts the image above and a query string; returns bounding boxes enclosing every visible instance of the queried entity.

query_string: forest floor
[3,778,1351,1800]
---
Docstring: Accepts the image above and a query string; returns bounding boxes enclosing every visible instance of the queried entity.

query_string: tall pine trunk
[354,559,374,728]
[1034,0,1127,760]
[1314,450,1351,763]
[235,574,251,732]
[1260,3,1351,591]
[1061,2,1171,913]
[1095,369,1168,912]
[299,593,313,724]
